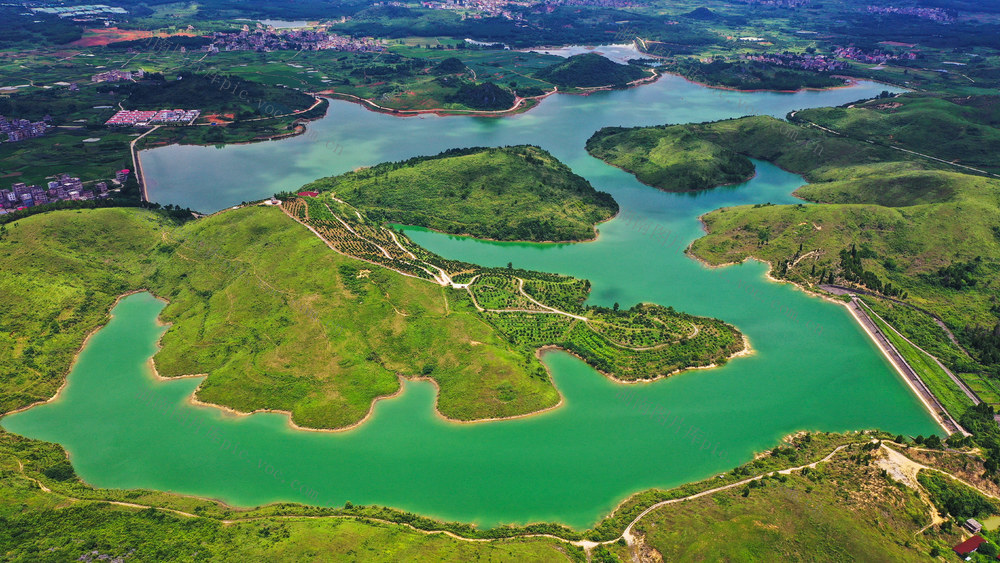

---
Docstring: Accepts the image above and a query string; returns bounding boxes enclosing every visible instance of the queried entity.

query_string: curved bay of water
[2,74,939,529]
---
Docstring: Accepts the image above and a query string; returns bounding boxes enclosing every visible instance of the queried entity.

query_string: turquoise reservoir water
[3,75,938,529]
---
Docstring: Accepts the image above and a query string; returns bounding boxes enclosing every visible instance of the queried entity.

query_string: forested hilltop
[586,126,756,192]
[299,146,618,242]
[533,53,650,89]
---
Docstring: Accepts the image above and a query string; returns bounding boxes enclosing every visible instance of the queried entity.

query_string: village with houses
[208,26,383,53]
[104,109,201,127]
[0,169,126,215]
[0,114,50,143]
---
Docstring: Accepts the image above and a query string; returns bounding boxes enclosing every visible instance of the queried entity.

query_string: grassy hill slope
[150,206,559,429]
[0,207,555,428]
[692,171,1000,343]
[587,115,907,192]
[299,146,618,242]
[618,442,962,562]
[0,208,174,416]
[796,94,1000,175]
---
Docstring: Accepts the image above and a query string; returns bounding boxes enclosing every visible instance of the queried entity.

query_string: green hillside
[150,206,561,429]
[692,172,1000,365]
[588,115,907,192]
[795,94,1000,175]
[0,202,741,430]
[533,53,648,88]
[662,58,845,91]
[1,425,979,562]
[0,209,174,416]
[0,207,557,428]
[444,82,516,111]
[300,146,618,242]
[586,116,1000,377]
[585,126,755,192]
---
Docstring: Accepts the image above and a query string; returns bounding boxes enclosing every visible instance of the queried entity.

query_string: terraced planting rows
[587,305,695,349]
[485,311,577,344]
[469,274,542,311]
[280,197,746,381]
[290,198,438,281]
[522,277,590,314]
[564,319,744,380]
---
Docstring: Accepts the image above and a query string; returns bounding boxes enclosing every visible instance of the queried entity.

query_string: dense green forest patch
[662,58,846,91]
[444,81,516,110]
[533,53,649,89]
[299,146,618,242]
[106,71,317,118]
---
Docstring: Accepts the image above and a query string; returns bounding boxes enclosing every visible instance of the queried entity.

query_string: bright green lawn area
[964,374,1000,405]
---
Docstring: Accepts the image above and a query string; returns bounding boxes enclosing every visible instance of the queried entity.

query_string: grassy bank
[0,431,580,562]
[2,425,976,562]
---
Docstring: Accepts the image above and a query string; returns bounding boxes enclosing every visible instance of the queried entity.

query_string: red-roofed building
[954,535,987,557]
[297,191,320,197]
